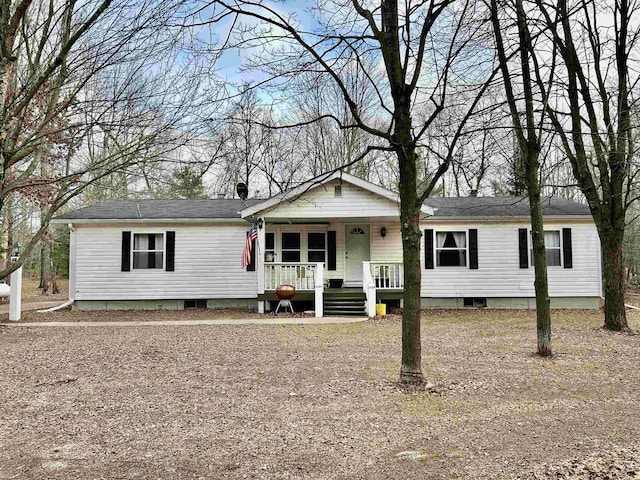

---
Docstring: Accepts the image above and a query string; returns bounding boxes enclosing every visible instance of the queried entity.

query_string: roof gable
[241,171,434,218]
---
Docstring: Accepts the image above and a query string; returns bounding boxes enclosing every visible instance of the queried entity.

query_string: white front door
[344,224,370,284]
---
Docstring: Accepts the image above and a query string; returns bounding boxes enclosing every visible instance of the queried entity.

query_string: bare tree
[530,0,639,331]
[0,0,199,277]
[186,0,496,383]
[490,0,554,355]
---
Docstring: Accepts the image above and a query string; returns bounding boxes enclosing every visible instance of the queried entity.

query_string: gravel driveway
[1,309,639,479]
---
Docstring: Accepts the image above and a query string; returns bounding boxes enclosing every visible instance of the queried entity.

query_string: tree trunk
[528,191,552,356]
[39,242,48,290]
[49,241,59,295]
[399,150,423,383]
[395,99,424,383]
[600,227,628,330]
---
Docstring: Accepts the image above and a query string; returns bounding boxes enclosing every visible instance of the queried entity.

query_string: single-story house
[52,171,601,316]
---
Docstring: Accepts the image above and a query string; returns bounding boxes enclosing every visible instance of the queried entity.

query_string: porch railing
[264,262,317,291]
[370,262,404,289]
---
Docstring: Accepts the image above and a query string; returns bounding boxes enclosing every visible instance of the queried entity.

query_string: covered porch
[239,172,433,317]
[248,214,408,317]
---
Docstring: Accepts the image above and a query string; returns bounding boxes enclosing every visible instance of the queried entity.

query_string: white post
[257,219,266,295]
[314,262,324,318]
[362,262,377,317]
[256,218,266,314]
[9,265,22,321]
[68,223,76,301]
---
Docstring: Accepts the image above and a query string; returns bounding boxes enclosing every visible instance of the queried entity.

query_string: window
[464,297,487,308]
[350,227,365,235]
[308,232,326,263]
[436,231,467,267]
[335,185,342,197]
[281,232,301,262]
[265,232,275,262]
[133,233,164,269]
[530,231,561,267]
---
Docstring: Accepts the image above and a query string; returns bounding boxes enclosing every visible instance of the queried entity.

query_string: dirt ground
[0,275,69,304]
[2,309,640,479]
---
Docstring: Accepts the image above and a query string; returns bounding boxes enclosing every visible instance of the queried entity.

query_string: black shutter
[425,229,434,269]
[121,231,131,272]
[247,238,256,271]
[519,228,529,268]
[562,228,573,268]
[469,229,478,269]
[166,231,175,271]
[327,230,337,271]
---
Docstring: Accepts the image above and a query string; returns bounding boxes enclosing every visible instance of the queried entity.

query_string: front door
[344,224,370,284]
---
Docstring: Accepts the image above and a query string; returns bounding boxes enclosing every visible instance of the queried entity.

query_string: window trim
[132,232,165,270]
[529,229,562,267]
[434,230,468,268]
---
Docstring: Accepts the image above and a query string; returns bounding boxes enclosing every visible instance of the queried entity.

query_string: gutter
[50,218,249,225]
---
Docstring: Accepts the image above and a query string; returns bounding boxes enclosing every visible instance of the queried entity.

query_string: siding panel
[75,224,257,300]
[420,221,600,298]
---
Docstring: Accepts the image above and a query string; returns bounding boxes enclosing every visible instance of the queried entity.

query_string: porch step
[324,293,366,316]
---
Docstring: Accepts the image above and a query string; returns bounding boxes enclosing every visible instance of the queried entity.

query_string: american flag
[241,222,258,268]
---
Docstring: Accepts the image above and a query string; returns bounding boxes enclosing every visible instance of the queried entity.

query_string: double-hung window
[530,231,561,267]
[281,232,301,262]
[307,232,326,263]
[436,231,467,267]
[265,233,275,262]
[133,233,164,269]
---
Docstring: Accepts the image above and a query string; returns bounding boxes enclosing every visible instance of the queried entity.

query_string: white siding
[74,224,257,300]
[420,221,601,298]
[72,218,601,301]
[370,221,403,263]
[264,179,400,218]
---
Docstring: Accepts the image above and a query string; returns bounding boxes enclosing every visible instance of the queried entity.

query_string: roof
[240,171,434,218]
[54,199,263,221]
[54,194,591,223]
[424,196,591,217]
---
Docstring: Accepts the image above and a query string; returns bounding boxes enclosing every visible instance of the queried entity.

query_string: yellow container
[376,303,386,316]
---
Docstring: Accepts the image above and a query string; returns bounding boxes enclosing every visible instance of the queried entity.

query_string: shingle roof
[56,195,590,221]
[55,199,263,220]
[424,196,591,217]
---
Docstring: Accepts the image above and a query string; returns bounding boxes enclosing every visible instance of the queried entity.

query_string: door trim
[344,223,370,285]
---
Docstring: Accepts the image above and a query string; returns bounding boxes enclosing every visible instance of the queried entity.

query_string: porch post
[257,218,266,314]
[362,261,377,318]
[9,266,22,321]
[315,262,324,318]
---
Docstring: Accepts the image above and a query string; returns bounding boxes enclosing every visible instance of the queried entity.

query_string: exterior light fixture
[256,218,264,229]
[380,227,387,238]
